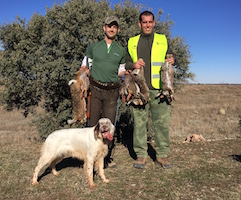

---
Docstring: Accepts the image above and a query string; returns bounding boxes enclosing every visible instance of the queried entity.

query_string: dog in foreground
[32,118,114,189]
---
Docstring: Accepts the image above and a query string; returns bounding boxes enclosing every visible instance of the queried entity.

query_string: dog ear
[94,123,99,140]
[110,123,115,136]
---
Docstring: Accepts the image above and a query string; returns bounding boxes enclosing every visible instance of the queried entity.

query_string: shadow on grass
[116,111,158,162]
[116,111,136,160]
[37,158,84,182]
[230,154,241,162]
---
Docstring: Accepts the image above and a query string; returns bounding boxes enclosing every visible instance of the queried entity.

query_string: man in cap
[81,16,126,168]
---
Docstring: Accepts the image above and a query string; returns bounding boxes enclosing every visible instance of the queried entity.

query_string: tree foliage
[0,0,194,138]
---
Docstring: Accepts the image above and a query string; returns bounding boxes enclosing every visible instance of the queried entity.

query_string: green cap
[105,16,119,25]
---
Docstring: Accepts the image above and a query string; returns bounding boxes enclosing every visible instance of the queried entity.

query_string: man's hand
[165,54,175,65]
[133,58,145,69]
[118,70,126,77]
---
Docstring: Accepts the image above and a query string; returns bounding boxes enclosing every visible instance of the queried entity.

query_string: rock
[219,108,226,115]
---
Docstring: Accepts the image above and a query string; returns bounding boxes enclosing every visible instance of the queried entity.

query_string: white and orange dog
[32,118,114,189]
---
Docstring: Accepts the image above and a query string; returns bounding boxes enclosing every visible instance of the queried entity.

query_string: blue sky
[0,0,240,84]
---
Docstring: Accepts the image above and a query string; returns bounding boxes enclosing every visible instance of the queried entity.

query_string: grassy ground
[0,84,240,200]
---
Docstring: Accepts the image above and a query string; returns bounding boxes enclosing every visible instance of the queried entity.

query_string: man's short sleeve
[120,47,126,64]
[86,43,94,59]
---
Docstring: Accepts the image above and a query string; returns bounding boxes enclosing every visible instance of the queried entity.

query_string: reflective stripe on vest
[127,33,168,89]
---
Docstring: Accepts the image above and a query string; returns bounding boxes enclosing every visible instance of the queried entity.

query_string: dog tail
[68,80,76,86]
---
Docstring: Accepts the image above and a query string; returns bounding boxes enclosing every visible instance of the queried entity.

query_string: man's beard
[105,32,116,40]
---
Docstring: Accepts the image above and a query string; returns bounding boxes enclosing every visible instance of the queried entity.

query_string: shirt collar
[140,32,154,38]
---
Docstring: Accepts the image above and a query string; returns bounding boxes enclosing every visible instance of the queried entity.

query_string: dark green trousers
[130,90,171,158]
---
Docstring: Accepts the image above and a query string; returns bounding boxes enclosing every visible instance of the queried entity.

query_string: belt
[89,76,120,90]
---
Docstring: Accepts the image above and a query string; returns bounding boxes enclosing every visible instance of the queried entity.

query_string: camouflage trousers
[130,90,171,158]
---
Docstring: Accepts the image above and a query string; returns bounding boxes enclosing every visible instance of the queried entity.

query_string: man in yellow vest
[125,11,175,169]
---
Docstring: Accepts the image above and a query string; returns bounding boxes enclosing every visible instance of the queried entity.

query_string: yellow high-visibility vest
[128,33,168,89]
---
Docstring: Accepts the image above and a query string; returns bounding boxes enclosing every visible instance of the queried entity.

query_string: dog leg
[32,154,54,185]
[84,158,96,189]
[32,166,41,185]
[50,156,64,176]
[94,158,109,183]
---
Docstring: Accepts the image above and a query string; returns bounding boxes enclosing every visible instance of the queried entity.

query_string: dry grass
[170,84,241,141]
[0,84,240,200]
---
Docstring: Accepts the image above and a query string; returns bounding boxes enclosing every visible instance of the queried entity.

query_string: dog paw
[52,169,60,176]
[31,180,39,186]
[103,179,110,183]
[89,184,97,190]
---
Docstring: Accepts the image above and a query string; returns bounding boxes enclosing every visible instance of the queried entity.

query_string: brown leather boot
[133,157,147,169]
[156,157,172,168]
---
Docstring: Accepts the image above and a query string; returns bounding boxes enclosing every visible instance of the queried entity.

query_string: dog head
[94,118,115,141]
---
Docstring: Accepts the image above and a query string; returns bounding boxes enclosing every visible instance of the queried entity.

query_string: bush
[0,0,193,139]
